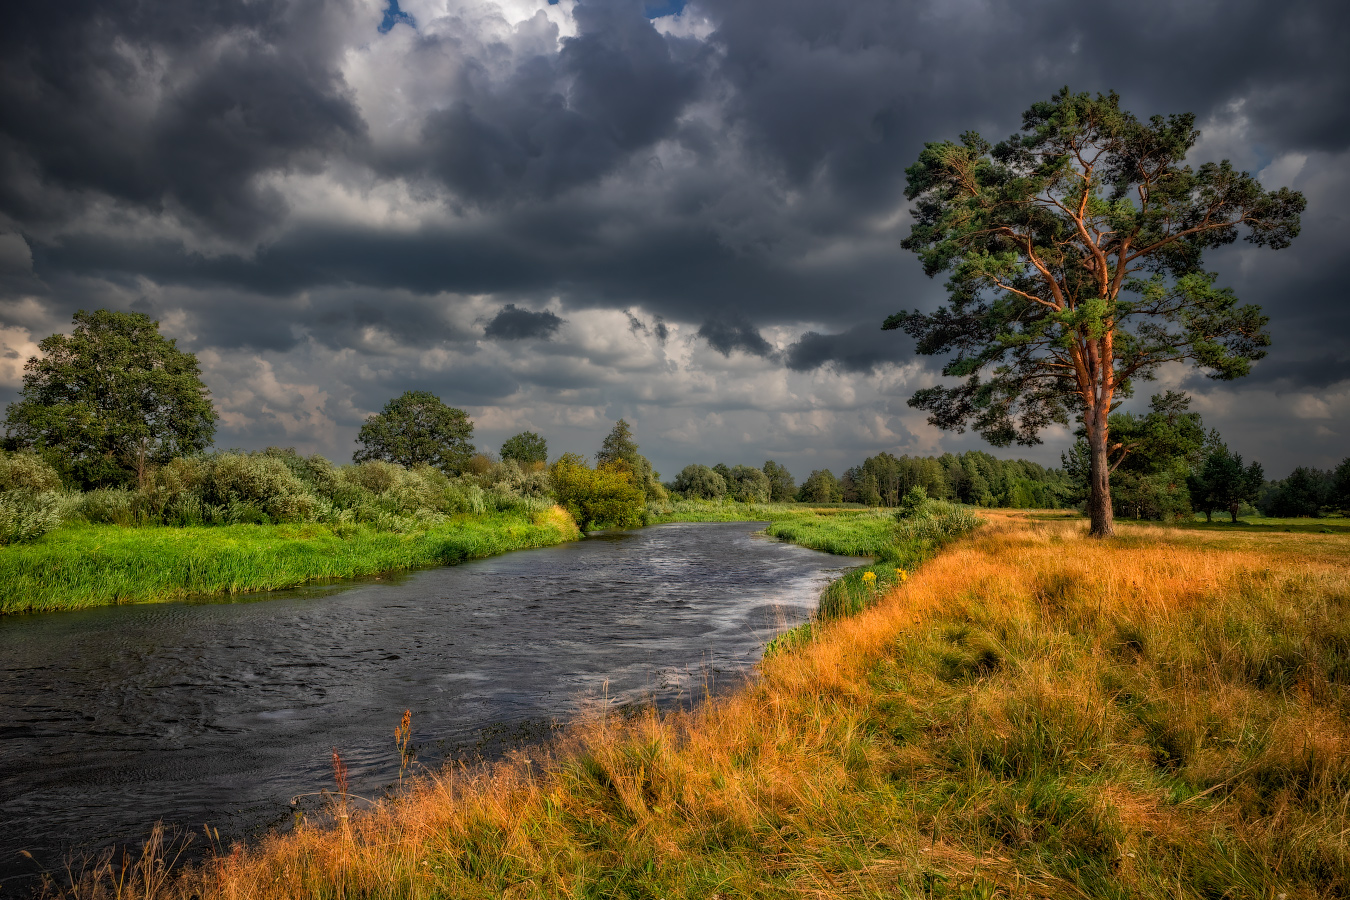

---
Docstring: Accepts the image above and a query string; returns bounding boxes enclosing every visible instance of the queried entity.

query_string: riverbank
[0,500,916,615]
[0,506,580,614]
[51,510,1350,897]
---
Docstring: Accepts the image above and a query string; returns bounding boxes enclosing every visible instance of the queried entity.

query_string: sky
[1,0,1347,482]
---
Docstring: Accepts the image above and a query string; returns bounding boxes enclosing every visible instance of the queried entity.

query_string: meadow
[40,508,1350,898]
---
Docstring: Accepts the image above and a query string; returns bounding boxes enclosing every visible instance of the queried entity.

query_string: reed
[44,510,1350,898]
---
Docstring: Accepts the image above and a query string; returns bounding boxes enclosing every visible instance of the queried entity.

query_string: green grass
[0,509,580,614]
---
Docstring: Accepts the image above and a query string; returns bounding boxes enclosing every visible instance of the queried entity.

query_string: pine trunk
[1086,420,1115,538]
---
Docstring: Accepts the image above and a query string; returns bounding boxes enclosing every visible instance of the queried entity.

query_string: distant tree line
[667,451,1073,509]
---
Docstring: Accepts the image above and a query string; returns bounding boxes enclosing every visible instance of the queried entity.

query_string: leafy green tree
[798,469,843,503]
[761,460,796,502]
[3,309,217,488]
[500,431,548,467]
[354,390,474,475]
[1188,444,1263,523]
[595,419,666,504]
[1333,457,1350,515]
[727,465,770,503]
[1063,392,1206,520]
[885,89,1304,537]
[671,464,727,500]
[1261,467,1330,517]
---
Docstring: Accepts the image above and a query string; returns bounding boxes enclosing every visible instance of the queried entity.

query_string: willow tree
[885,89,1304,536]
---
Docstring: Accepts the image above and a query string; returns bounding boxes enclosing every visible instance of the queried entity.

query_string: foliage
[1188,442,1264,523]
[1334,457,1350,514]
[2,309,217,489]
[726,464,770,503]
[669,463,727,500]
[1261,466,1333,518]
[550,453,646,531]
[500,431,548,467]
[841,450,1071,508]
[0,450,62,492]
[595,419,667,504]
[0,490,62,545]
[886,88,1304,537]
[761,460,796,502]
[1062,392,1207,521]
[354,390,475,475]
[796,468,843,503]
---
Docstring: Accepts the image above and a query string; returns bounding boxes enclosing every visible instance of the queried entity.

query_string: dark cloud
[484,304,563,341]
[698,316,775,358]
[1,0,1347,474]
[784,323,910,373]
[415,0,703,203]
[0,0,364,236]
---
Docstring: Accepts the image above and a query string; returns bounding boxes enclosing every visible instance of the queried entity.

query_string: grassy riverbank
[50,510,1350,898]
[0,506,580,615]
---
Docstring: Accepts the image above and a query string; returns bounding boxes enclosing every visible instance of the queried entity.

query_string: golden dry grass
[51,511,1350,899]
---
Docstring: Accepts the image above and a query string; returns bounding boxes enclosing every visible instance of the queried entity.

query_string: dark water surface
[0,522,862,882]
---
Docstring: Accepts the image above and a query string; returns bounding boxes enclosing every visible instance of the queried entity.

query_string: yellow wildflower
[895,568,908,582]
[862,571,877,587]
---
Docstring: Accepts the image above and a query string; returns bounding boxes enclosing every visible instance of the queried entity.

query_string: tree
[3,309,217,488]
[500,431,548,467]
[885,89,1304,537]
[761,460,796,502]
[1189,444,1263,523]
[595,419,666,504]
[1063,392,1205,520]
[798,469,843,503]
[726,465,770,503]
[1333,457,1350,515]
[1261,467,1330,517]
[354,390,474,474]
[671,464,727,500]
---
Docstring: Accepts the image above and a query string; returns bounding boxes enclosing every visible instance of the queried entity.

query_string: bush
[550,454,646,530]
[202,453,315,522]
[0,491,62,544]
[75,488,148,526]
[0,451,63,493]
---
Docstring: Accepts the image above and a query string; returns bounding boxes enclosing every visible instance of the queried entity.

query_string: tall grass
[0,507,580,614]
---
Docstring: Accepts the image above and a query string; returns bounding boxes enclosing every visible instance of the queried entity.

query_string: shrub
[550,453,646,530]
[0,450,63,493]
[0,491,62,544]
[76,488,147,526]
[200,453,316,523]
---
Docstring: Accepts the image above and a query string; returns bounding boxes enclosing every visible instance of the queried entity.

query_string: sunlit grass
[0,506,580,614]
[47,509,1350,898]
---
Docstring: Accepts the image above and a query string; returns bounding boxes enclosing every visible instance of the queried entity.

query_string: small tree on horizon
[885,88,1304,537]
[762,460,796,502]
[596,418,666,504]
[1188,442,1263,523]
[354,390,474,475]
[500,431,548,468]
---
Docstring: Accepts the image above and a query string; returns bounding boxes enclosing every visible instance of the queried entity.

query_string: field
[47,509,1350,898]
[0,507,580,615]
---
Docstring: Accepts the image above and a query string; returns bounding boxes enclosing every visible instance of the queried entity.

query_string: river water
[0,522,863,883]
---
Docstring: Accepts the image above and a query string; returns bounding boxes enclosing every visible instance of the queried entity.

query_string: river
[0,521,863,884]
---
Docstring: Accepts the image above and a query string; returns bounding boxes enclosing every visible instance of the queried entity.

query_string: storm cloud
[0,0,1346,477]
